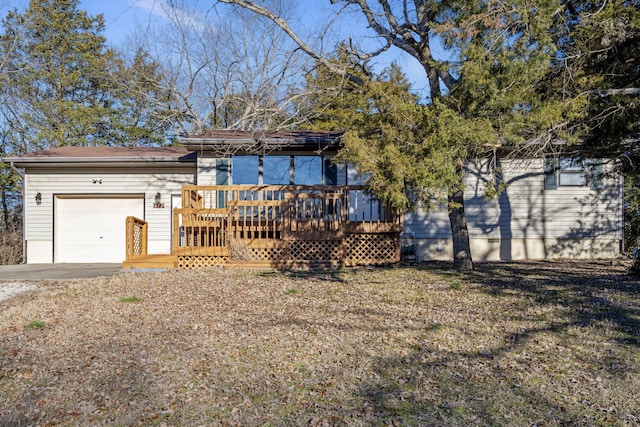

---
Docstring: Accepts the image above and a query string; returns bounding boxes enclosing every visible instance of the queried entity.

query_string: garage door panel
[55,197,144,263]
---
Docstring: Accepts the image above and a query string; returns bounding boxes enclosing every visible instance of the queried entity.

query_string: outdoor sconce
[35,192,42,206]
[153,192,164,209]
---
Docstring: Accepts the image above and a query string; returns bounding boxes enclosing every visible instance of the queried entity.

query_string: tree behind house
[0,0,168,150]
[122,0,313,135]
[218,0,591,270]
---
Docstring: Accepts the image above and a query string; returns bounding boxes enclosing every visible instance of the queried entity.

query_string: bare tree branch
[217,0,361,84]
[587,88,640,97]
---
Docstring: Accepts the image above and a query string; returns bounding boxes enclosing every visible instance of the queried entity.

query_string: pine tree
[220,0,593,271]
[549,0,639,163]
[0,0,169,150]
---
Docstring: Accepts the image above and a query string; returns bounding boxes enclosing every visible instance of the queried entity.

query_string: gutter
[4,158,197,170]
[9,161,24,179]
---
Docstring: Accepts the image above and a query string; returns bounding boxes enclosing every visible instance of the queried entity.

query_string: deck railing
[125,216,148,261]
[172,185,402,266]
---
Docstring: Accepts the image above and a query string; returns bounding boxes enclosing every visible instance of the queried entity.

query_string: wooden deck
[125,185,403,269]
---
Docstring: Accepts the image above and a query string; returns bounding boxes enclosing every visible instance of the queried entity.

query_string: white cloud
[133,0,210,32]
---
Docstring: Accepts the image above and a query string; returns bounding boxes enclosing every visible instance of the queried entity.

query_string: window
[264,156,291,184]
[294,156,322,185]
[558,158,587,186]
[232,156,259,185]
[544,157,604,190]
[228,155,342,185]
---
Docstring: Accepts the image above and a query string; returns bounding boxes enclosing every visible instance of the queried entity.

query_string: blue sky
[80,0,163,43]
[1,0,431,96]
[78,0,429,93]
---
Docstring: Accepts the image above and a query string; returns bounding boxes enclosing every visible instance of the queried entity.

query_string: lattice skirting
[177,255,229,269]
[246,247,287,261]
[132,228,144,255]
[289,240,341,261]
[343,233,399,266]
[177,234,399,268]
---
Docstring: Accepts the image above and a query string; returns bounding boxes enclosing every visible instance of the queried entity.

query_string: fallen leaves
[0,261,638,425]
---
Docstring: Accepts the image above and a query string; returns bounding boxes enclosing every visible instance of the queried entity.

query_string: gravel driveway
[0,263,127,302]
[0,282,38,302]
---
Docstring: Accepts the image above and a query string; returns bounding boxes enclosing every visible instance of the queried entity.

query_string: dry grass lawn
[1,260,639,426]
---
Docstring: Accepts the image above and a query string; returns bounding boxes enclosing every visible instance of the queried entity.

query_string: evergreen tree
[304,56,468,210]
[547,0,639,162]
[110,49,174,146]
[543,1,640,261]
[220,0,593,271]
[302,45,373,132]
[0,0,169,150]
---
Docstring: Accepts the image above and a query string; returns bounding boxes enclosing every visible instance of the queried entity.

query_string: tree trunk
[630,248,640,277]
[1,185,8,231]
[448,173,473,272]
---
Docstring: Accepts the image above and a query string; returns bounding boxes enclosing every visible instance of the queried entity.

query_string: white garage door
[55,196,144,263]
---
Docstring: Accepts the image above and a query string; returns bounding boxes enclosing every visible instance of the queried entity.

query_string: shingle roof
[181,130,344,154]
[188,130,344,140]
[9,145,192,159]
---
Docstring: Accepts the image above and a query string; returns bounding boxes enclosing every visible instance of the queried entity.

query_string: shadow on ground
[354,260,640,425]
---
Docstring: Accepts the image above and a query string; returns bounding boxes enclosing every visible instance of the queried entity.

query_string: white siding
[404,158,623,260]
[24,167,195,262]
[197,155,217,185]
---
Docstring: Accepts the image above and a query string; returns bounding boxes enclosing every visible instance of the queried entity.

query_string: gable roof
[4,146,196,168]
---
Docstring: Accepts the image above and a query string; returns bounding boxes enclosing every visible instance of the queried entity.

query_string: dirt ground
[1,260,639,426]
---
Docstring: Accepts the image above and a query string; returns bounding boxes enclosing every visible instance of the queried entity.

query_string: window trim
[544,157,604,190]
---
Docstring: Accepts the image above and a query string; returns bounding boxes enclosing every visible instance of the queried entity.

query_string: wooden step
[122,254,178,269]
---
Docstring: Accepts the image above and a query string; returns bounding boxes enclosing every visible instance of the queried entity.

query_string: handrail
[174,185,403,257]
[125,216,148,260]
[179,185,401,224]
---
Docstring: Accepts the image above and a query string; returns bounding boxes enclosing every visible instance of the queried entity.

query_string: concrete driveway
[0,263,127,281]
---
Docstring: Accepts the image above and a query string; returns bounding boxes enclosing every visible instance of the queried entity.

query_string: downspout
[10,161,26,264]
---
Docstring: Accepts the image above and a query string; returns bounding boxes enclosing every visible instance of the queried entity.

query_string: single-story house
[3,130,623,268]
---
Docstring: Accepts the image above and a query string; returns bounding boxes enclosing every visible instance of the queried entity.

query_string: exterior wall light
[154,192,164,208]
[35,192,42,206]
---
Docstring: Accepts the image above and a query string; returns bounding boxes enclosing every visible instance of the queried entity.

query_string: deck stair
[122,254,178,269]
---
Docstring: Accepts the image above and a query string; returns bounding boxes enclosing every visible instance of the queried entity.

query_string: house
[3,130,623,268]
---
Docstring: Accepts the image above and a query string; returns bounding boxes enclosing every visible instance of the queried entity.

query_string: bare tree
[214,0,592,272]
[125,0,318,137]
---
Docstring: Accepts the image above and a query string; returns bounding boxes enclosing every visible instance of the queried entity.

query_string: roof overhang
[180,130,344,155]
[3,147,197,169]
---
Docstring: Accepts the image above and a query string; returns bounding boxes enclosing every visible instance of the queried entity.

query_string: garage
[55,196,145,263]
